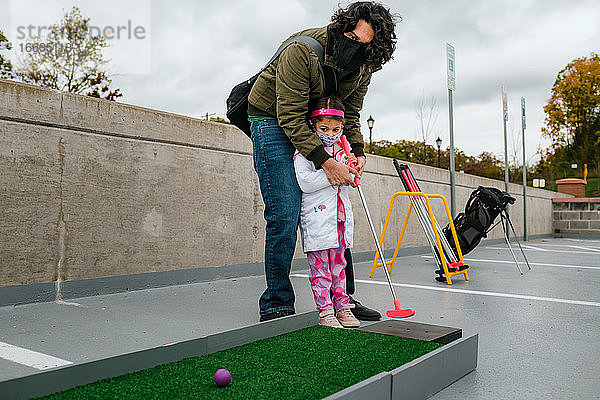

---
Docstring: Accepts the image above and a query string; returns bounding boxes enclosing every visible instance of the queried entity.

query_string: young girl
[293,96,360,328]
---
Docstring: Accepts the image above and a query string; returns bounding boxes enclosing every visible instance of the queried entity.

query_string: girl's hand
[345,153,366,177]
[355,155,366,177]
[345,153,358,167]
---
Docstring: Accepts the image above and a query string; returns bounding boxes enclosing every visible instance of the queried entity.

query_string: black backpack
[225,36,327,138]
[443,186,515,255]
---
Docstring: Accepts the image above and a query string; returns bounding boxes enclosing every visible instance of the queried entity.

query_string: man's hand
[322,158,358,187]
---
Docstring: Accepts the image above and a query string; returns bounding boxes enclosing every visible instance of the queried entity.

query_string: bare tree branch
[415,92,439,163]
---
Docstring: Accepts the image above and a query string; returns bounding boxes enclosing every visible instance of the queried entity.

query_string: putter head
[449,261,469,271]
[386,299,415,319]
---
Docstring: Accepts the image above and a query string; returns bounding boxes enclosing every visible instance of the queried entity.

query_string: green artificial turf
[39,325,442,400]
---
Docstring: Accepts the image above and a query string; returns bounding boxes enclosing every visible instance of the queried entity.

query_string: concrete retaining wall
[0,79,569,287]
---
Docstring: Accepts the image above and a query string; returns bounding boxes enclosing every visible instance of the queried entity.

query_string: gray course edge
[3,312,477,400]
[390,334,478,399]
[1,311,318,400]
[325,334,478,400]
[0,233,551,307]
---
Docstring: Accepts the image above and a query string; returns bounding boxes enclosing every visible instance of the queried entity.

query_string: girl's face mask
[311,117,344,147]
[314,128,343,147]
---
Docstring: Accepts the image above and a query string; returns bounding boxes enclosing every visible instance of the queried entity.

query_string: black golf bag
[443,186,515,255]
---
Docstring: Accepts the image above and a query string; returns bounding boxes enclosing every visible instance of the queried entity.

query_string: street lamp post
[367,115,375,154]
[436,137,442,168]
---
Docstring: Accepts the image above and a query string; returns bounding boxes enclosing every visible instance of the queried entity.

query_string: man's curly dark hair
[329,2,400,70]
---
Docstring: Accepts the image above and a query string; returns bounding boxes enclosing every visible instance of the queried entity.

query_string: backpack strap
[262,35,324,72]
[261,35,327,92]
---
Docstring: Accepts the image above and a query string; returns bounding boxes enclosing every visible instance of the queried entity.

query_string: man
[248,2,399,321]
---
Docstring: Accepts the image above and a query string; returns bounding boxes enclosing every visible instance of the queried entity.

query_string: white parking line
[528,243,600,250]
[421,256,600,271]
[0,342,72,370]
[521,245,548,251]
[568,245,600,253]
[563,238,600,243]
[486,246,598,255]
[290,274,600,308]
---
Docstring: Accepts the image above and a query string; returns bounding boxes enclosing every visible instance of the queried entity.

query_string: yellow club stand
[369,191,469,285]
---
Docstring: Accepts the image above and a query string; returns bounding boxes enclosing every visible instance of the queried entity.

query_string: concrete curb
[553,232,600,239]
[0,247,427,307]
[0,234,552,308]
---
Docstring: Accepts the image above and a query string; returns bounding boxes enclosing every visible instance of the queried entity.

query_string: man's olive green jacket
[248,25,375,168]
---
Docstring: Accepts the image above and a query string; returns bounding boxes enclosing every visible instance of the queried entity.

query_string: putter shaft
[357,185,398,300]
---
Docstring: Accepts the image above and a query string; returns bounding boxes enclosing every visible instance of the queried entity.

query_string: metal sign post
[446,43,456,217]
[521,97,527,241]
[502,85,509,193]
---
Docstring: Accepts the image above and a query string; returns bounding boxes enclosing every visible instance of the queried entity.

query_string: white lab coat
[293,145,354,253]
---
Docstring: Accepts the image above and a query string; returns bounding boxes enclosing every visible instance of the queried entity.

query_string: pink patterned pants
[306,220,349,312]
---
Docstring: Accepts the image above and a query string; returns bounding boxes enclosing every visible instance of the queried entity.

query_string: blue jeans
[251,120,301,316]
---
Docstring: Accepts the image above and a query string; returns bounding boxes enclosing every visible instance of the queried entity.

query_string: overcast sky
[2,0,599,165]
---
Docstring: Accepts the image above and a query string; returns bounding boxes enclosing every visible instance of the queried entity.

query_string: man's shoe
[259,309,295,322]
[349,297,381,321]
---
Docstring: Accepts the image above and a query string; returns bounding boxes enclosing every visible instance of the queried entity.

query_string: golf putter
[338,136,414,318]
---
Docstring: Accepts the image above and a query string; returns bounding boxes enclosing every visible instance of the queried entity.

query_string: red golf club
[338,135,414,319]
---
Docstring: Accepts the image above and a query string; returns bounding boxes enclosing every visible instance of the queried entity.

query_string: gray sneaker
[319,309,343,328]
[336,307,360,328]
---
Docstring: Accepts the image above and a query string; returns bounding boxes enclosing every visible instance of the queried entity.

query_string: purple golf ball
[214,368,231,387]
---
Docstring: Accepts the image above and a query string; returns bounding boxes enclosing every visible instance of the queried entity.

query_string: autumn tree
[15,6,122,100]
[464,151,503,181]
[0,30,14,79]
[371,139,436,164]
[370,138,513,182]
[209,116,232,125]
[542,53,600,172]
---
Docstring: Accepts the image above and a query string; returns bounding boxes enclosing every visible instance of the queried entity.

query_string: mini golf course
[37,325,442,400]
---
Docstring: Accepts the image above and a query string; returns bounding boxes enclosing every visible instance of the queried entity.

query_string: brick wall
[553,198,600,234]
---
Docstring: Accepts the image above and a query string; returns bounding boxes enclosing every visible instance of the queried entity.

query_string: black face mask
[333,34,367,72]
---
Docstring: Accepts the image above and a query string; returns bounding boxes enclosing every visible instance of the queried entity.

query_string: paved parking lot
[0,237,599,399]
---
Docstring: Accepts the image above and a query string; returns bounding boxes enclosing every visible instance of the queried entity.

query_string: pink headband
[310,108,344,118]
